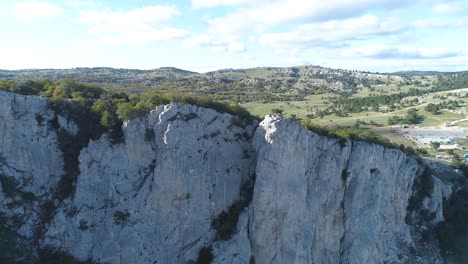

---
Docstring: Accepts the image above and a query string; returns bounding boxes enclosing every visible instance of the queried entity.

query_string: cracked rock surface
[0,90,452,263]
[43,103,257,263]
[250,116,450,264]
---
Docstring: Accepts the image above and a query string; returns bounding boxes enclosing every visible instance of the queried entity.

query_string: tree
[271,108,284,116]
[425,103,439,115]
[290,114,299,121]
[405,109,423,124]
[353,119,361,129]
[430,142,440,150]
[388,116,403,125]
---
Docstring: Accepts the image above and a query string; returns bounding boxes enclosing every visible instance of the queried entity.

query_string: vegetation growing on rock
[0,79,257,125]
[301,119,428,156]
[211,175,255,241]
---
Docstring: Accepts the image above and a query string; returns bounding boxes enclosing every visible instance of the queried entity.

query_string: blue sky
[1,0,467,72]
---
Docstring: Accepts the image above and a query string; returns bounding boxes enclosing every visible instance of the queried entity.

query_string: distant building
[245,78,265,83]
[443,122,454,127]
[439,144,464,150]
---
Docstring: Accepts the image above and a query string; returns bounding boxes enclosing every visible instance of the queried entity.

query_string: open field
[243,100,465,127]
[242,100,316,119]
[241,81,468,154]
[352,84,432,98]
[457,121,468,127]
[370,127,419,147]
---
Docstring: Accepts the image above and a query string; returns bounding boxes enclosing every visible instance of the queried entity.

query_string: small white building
[438,144,463,150]
[443,122,454,127]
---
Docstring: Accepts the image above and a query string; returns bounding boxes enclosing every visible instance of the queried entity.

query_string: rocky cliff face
[0,90,452,263]
[250,116,452,264]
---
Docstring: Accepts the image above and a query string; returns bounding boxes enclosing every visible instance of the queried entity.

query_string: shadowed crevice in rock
[211,173,256,242]
[338,140,353,264]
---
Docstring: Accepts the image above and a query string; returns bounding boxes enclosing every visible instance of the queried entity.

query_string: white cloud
[182,34,246,53]
[194,1,412,55]
[259,15,405,51]
[344,45,460,59]
[182,35,222,48]
[80,28,188,47]
[283,56,310,66]
[318,55,468,73]
[186,0,417,62]
[413,18,465,28]
[78,6,181,27]
[206,0,410,35]
[192,0,251,8]
[13,1,64,21]
[66,1,101,8]
[0,47,72,69]
[77,5,187,45]
[227,42,246,53]
[432,2,467,15]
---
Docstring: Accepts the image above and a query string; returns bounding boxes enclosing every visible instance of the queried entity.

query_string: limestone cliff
[250,116,452,264]
[0,90,454,263]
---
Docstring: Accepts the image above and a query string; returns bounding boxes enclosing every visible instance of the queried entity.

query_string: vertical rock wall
[43,104,257,263]
[250,116,451,264]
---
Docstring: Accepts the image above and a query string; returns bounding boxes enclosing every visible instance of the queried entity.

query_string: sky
[1,0,467,73]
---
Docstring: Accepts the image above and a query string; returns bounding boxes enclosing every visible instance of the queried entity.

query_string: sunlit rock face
[250,116,449,264]
[0,90,450,263]
[42,103,257,263]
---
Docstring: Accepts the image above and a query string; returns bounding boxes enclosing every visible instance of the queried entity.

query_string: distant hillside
[0,65,398,83]
[0,65,464,102]
[157,67,198,75]
[393,71,448,75]
[393,70,468,75]
[0,67,197,81]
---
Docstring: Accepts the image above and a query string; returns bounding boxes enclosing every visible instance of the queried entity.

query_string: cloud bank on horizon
[1,0,467,72]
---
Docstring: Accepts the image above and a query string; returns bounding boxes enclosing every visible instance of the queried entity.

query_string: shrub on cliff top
[301,119,428,157]
[1,79,258,125]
